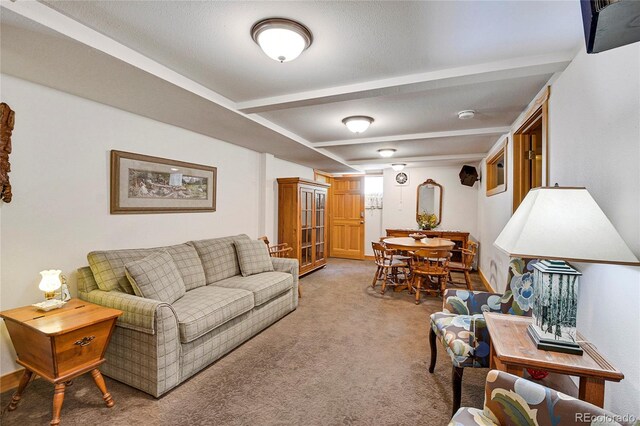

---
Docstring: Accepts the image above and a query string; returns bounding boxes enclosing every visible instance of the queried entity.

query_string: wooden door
[300,187,315,271]
[330,176,365,259]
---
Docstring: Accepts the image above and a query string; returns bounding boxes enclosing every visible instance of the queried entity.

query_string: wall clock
[395,172,409,186]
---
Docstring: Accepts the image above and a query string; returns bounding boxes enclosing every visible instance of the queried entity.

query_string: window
[486,138,507,196]
[364,176,383,209]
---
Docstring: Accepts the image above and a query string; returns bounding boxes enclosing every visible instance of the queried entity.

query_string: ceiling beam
[236,53,572,114]
[347,153,486,166]
[313,127,510,148]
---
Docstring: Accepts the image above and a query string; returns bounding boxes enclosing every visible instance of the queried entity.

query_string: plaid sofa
[77,234,298,397]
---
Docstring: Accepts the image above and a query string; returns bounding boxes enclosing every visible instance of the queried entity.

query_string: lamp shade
[39,269,62,292]
[494,187,639,265]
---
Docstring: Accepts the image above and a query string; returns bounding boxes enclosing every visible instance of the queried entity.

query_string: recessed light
[251,18,312,63]
[378,149,396,158]
[391,163,406,171]
[170,168,180,172]
[342,116,374,134]
[458,110,475,120]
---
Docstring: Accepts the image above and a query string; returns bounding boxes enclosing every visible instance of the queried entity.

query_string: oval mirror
[416,179,443,226]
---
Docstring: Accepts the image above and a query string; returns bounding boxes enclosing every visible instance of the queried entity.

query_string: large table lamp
[494,186,639,355]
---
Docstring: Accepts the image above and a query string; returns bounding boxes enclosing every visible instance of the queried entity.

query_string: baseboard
[478,269,496,293]
[364,255,375,260]
[0,368,30,393]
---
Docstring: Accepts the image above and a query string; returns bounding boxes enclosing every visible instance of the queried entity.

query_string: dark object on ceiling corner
[459,165,480,187]
[581,0,640,54]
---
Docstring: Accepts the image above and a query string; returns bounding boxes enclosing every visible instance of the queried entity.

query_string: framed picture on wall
[110,150,216,214]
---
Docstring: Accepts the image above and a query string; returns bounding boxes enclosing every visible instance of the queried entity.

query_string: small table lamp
[494,186,639,355]
[39,269,62,300]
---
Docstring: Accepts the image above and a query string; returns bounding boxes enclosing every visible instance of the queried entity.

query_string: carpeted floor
[1,259,489,426]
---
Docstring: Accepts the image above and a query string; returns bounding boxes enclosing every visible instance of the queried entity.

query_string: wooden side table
[484,312,623,408]
[1,299,122,425]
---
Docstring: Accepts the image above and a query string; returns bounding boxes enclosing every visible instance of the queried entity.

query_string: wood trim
[485,138,508,197]
[0,368,37,393]
[478,269,496,293]
[277,177,331,187]
[364,255,375,261]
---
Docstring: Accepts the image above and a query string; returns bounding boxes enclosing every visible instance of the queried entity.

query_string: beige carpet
[1,259,488,426]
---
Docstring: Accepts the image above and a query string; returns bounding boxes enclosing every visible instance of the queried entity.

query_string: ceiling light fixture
[458,110,476,120]
[342,116,374,134]
[251,18,312,63]
[377,149,396,158]
[391,163,406,171]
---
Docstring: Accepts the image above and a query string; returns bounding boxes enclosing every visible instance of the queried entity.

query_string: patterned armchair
[429,258,537,416]
[449,370,626,426]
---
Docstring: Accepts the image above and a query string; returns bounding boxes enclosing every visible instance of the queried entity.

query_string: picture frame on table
[110,150,216,214]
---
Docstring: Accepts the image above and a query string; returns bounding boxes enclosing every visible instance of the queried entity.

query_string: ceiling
[0,1,584,172]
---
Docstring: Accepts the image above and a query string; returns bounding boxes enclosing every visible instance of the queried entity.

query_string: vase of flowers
[417,212,438,230]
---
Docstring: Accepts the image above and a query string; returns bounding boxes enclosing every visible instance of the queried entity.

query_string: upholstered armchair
[449,370,625,426]
[429,258,537,416]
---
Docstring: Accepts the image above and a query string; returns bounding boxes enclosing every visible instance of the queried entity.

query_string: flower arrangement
[417,212,438,230]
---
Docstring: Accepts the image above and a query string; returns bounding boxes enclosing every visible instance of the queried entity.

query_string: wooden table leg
[489,341,496,370]
[50,382,66,426]
[579,376,605,408]
[91,369,115,408]
[7,369,33,411]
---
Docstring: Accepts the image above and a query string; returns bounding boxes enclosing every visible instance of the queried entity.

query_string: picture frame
[110,150,216,214]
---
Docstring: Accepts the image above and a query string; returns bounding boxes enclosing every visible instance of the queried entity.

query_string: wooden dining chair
[259,236,299,297]
[258,236,294,258]
[371,242,409,295]
[447,241,478,290]
[410,248,451,304]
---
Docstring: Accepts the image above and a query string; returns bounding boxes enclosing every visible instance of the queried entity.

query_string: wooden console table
[484,312,623,408]
[386,229,469,263]
[1,299,122,425]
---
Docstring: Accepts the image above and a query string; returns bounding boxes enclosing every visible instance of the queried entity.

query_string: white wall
[476,135,512,291]
[0,75,304,375]
[547,44,640,417]
[382,166,478,239]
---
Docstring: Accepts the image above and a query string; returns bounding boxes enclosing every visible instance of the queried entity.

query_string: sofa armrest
[80,289,177,335]
[271,257,299,281]
[443,289,502,315]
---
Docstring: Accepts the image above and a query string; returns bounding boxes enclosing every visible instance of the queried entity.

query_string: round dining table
[382,237,455,251]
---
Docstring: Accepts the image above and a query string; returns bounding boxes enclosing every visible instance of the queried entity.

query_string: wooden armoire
[277,178,330,275]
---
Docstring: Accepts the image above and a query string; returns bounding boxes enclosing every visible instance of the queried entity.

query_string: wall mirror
[416,179,443,225]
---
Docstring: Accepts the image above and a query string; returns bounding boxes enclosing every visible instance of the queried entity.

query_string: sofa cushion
[234,239,274,277]
[164,243,206,291]
[88,243,206,294]
[172,286,254,343]
[125,251,186,304]
[214,271,293,306]
[189,234,250,284]
[88,248,157,293]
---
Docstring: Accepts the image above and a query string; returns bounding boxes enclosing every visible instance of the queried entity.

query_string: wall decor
[0,102,15,203]
[110,150,216,214]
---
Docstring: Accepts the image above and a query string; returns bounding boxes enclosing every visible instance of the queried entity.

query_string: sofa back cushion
[88,243,206,293]
[125,251,186,303]
[234,239,274,277]
[189,234,250,284]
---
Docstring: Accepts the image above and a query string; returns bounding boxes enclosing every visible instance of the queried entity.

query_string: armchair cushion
[448,407,495,426]
[500,258,538,316]
[431,312,490,368]
[125,251,186,304]
[234,239,274,277]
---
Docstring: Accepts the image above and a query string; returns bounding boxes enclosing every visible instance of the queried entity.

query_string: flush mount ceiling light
[342,116,374,134]
[377,149,396,158]
[251,18,312,63]
[458,110,476,120]
[391,163,406,171]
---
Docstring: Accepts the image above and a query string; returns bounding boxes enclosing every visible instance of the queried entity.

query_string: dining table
[381,237,456,292]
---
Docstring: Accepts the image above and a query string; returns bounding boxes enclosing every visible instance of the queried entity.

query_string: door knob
[360,221,364,224]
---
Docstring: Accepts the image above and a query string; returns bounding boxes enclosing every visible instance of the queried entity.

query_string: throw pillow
[234,239,274,277]
[125,251,186,303]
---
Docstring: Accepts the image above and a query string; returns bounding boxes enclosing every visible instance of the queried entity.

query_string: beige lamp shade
[39,269,62,293]
[494,187,639,265]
